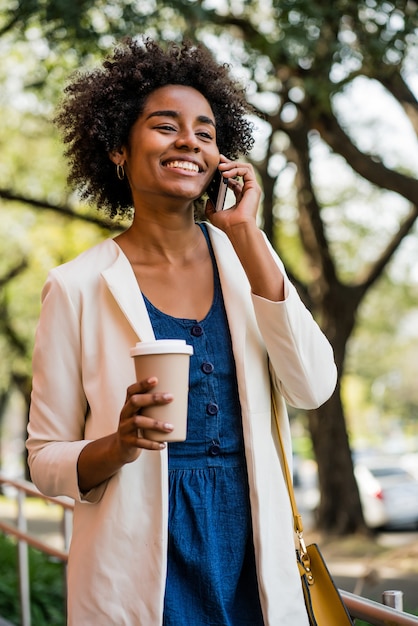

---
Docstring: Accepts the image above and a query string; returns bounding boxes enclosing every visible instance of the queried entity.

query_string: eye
[155,124,177,132]
[197,130,214,141]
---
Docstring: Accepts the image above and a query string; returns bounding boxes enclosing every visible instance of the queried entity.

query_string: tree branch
[316,108,418,293]
[376,71,418,136]
[0,258,28,288]
[0,188,125,231]
[359,202,418,291]
[283,118,338,288]
[316,109,418,204]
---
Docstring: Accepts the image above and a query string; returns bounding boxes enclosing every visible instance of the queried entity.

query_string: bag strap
[271,391,308,556]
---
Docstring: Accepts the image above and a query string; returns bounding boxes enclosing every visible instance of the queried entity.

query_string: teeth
[165,160,199,172]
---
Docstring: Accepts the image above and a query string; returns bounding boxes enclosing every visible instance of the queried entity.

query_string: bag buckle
[298,532,315,586]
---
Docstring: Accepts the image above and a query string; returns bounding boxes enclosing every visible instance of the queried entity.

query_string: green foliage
[0,99,110,395]
[0,205,108,393]
[0,533,66,625]
[346,274,418,431]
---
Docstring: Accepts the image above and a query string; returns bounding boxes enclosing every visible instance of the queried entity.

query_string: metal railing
[1,473,418,626]
[341,590,418,626]
[0,474,73,626]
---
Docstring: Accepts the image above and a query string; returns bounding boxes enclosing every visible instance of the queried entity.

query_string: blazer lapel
[101,244,155,342]
[101,229,253,357]
[205,224,250,373]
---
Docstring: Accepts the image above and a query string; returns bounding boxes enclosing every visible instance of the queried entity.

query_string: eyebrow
[145,110,216,128]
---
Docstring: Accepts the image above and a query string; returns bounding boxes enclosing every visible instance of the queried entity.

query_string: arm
[252,286,337,409]
[27,270,174,499]
[27,271,94,500]
[206,156,285,302]
[206,158,337,409]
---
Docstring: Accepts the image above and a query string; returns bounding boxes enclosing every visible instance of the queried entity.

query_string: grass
[0,532,66,625]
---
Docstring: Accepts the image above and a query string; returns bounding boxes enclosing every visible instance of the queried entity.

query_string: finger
[135,429,167,451]
[222,167,252,184]
[120,391,173,429]
[126,376,158,400]
[135,415,174,433]
[131,390,174,414]
[135,420,174,450]
[218,158,253,177]
[227,177,243,196]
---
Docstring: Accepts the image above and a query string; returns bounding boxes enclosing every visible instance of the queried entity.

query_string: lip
[161,157,203,173]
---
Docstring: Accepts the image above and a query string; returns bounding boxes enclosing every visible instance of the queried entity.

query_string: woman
[27,37,337,625]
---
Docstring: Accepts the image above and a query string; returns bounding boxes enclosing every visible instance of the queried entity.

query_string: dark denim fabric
[143,224,264,625]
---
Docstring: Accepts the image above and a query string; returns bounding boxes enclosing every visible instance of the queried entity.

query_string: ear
[109,147,126,165]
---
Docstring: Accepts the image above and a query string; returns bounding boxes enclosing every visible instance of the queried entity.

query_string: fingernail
[164,423,174,430]
[162,393,173,400]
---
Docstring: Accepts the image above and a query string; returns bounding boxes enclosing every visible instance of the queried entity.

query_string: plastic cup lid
[130,339,194,357]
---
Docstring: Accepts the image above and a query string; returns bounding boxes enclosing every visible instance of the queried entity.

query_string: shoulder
[49,238,119,283]
[42,239,122,304]
[55,238,119,274]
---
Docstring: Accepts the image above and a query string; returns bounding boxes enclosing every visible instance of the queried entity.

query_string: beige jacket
[27,223,337,625]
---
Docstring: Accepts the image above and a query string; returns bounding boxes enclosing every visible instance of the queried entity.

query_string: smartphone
[206,169,228,212]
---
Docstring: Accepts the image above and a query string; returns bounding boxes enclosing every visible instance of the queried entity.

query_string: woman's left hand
[205,155,286,302]
[205,156,262,229]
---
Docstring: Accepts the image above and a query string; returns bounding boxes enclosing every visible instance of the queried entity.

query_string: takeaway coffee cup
[130,340,194,442]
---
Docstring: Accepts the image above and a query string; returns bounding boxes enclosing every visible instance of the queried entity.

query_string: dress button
[207,402,219,415]
[191,324,203,337]
[201,362,214,374]
[208,443,221,456]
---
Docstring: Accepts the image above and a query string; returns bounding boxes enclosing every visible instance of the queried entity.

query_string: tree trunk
[309,384,367,534]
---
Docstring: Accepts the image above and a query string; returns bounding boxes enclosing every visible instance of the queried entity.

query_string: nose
[174,129,200,153]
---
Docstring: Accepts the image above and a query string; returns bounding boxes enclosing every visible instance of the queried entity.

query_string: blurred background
[1,0,418,538]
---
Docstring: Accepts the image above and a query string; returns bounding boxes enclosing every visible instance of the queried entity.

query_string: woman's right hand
[116,376,174,462]
[77,376,173,493]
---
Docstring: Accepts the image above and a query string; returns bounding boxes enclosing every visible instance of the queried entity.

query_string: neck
[115,211,203,266]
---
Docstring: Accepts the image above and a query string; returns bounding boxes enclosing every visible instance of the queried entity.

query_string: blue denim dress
[143,224,264,626]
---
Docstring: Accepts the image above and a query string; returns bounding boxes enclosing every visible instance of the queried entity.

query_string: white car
[354,458,418,529]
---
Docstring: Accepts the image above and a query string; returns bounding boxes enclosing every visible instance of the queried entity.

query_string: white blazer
[27,223,337,625]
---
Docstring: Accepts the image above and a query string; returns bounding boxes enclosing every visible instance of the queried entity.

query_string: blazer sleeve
[251,236,337,409]
[26,269,106,503]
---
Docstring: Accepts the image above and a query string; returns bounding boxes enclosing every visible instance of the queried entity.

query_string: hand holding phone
[206,169,228,212]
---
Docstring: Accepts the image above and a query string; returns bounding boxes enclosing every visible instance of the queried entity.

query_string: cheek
[209,145,221,167]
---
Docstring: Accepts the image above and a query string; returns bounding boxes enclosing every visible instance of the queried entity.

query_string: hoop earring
[116,164,125,180]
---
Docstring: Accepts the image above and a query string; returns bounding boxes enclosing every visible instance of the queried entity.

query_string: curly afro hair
[55,37,257,219]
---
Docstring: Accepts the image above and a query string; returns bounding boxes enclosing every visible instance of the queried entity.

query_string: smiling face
[113,85,220,210]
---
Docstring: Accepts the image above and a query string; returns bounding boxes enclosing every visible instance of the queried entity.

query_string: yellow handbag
[272,393,354,626]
